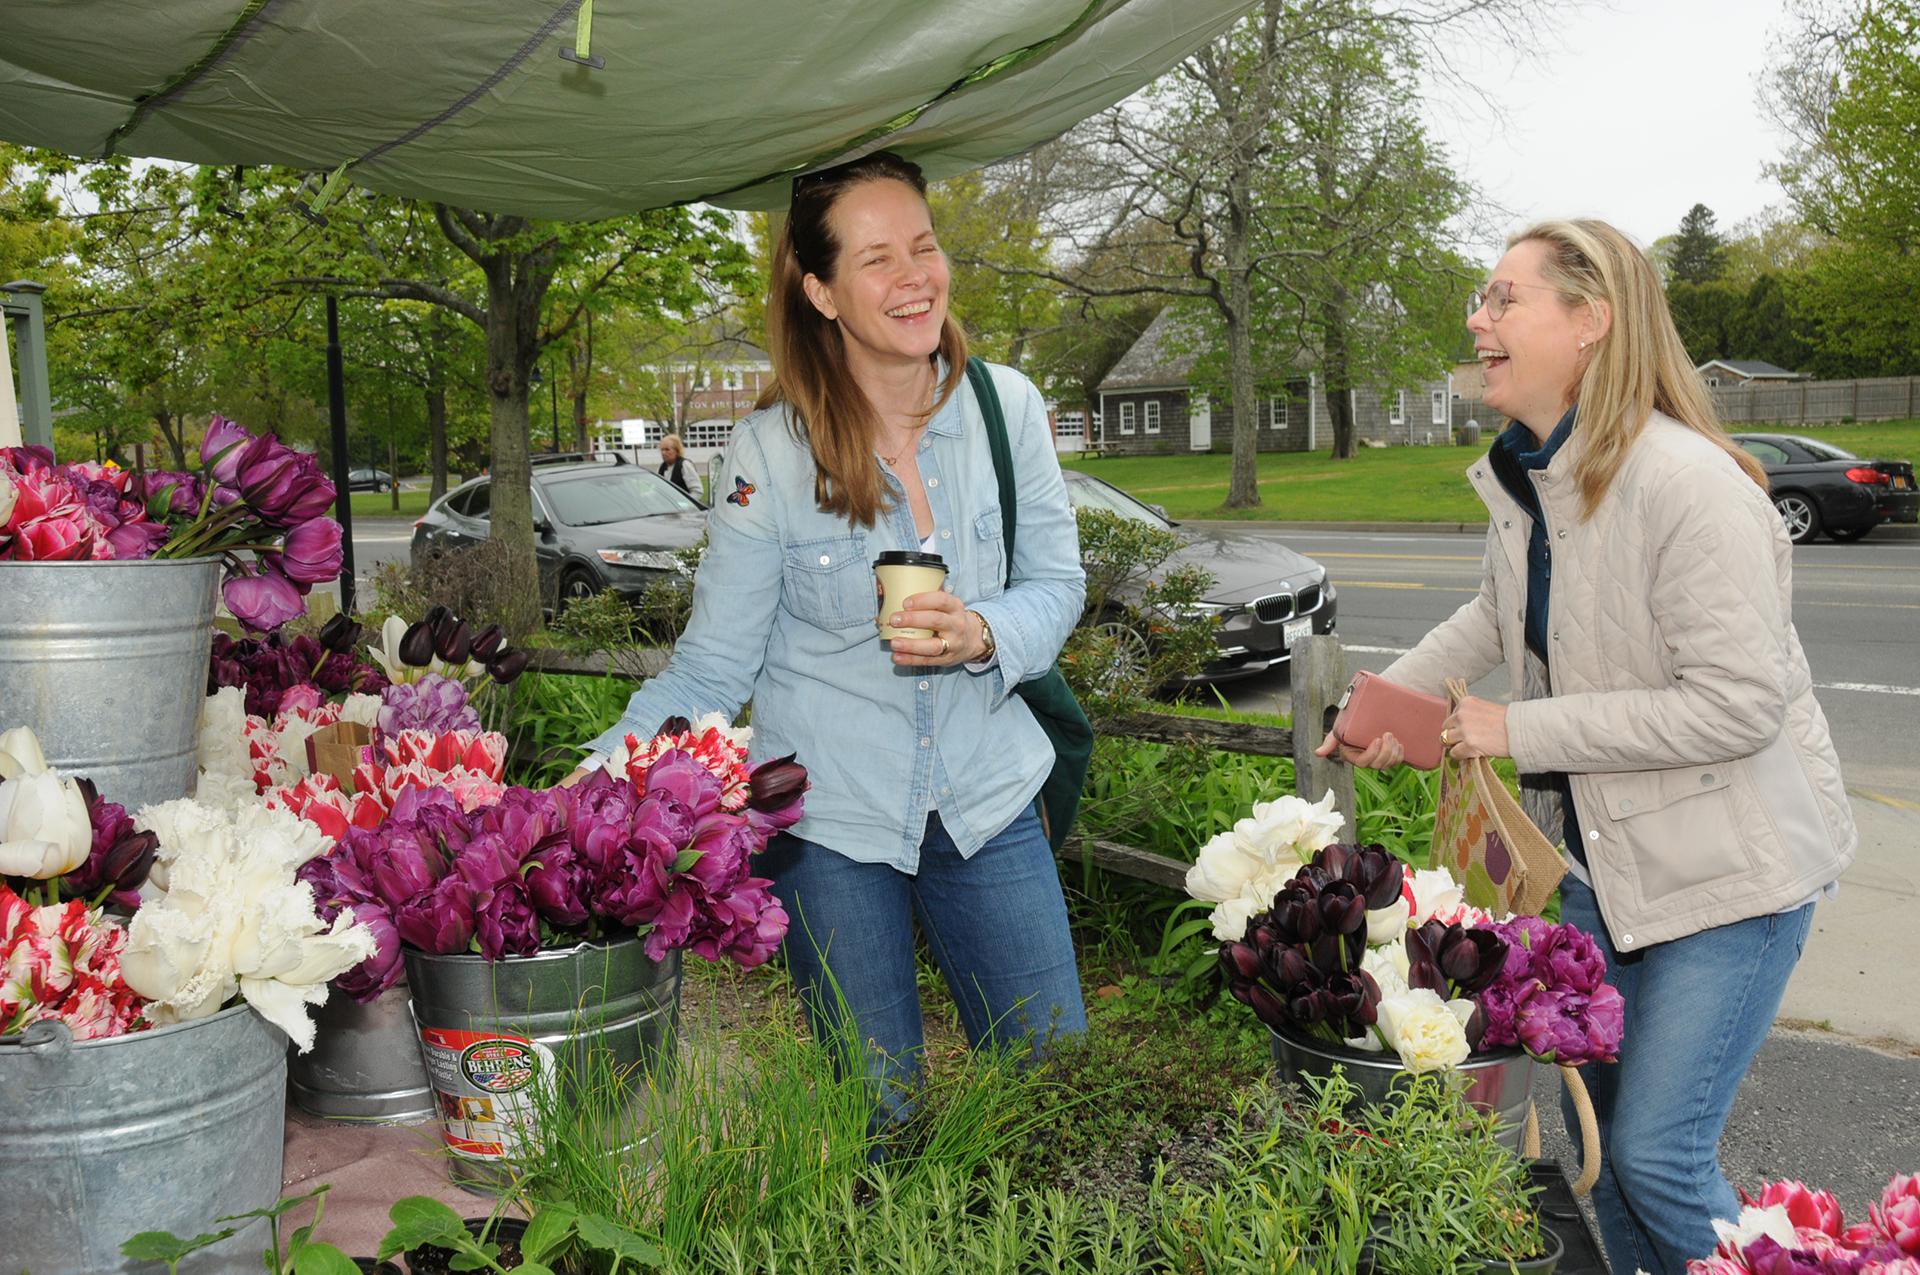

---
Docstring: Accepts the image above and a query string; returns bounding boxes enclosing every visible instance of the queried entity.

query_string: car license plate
[1283,617,1313,649]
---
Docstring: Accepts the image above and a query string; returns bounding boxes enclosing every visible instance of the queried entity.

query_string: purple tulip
[526,844,592,928]
[1537,925,1608,996]
[596,843,675,929]
[366,826,446,909]
[299,849,377,925]
[394,875,477,955]
[276,453,337,524]
[454,830,524,894]
[473,879,543,962]
[376,674,479,742]
[683,813,757,896]
[105,518,169,559]
[231,432,302,520]
[644,753,723,819]
[279,518,343,584]
[698,878,787,968]
[334,902,406,1003]
[139,470,206,517]
[201,415,253,484]
[224,560,307,632]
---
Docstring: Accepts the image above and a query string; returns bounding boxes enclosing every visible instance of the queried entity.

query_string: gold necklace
[880,424,927,468]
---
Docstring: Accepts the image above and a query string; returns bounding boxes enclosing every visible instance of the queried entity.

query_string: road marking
[1815,681,1920,697]
[1847,787,1920,812]
[1342,644,1413,655]
[1312,552,1482,561]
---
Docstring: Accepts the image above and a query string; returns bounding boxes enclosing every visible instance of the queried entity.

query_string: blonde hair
[756,151,967,527]
[660,433,684,455]
[1511,218,1768,518]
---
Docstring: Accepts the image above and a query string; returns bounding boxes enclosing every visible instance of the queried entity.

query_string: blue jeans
[762,805,1087,1120]
[1558,875,1814,1275]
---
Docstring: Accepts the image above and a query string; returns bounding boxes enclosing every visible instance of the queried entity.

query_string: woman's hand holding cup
[889,591,985,667]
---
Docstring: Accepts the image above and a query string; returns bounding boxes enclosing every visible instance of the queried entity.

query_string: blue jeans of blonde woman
[1557,875,1815,1275]
[761,805,1087,1125]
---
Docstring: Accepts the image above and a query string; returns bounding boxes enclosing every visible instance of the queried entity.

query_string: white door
[1189,392,1212,451]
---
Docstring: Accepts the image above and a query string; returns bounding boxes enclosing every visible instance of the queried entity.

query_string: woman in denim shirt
[568,152,1088,1112]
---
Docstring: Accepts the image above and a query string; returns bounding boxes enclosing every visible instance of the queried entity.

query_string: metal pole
[2,281,53,453]
[326,296,357,615]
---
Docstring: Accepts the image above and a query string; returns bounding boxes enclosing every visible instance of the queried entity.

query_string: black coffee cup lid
[874,551,947,569]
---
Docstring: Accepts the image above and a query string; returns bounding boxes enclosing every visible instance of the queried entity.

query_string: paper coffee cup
[874,551,948,640]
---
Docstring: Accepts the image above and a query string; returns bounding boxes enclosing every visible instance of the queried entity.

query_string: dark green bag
[966,357,1094,852]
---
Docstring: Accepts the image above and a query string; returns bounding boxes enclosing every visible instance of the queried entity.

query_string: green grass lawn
[1066,419,1920,521]
[346,489,433,519]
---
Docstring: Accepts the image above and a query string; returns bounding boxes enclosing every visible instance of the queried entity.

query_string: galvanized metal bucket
[0,558,221,812]
[287,981,435,1122]
[404,937,681,1193]
[1269,1024,1536,1152]
[0,1004,289,1275]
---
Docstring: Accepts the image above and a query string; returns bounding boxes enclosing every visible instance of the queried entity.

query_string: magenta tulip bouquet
[1,414,344,632]
[297,721,807,1002]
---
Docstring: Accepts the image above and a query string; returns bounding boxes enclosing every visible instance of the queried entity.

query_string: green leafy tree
[1669,203,1729,283]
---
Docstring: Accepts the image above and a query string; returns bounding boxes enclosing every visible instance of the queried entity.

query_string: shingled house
[1094,310,1457,455]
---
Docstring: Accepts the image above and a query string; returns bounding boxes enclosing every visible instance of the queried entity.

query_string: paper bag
[1431,679,1566,917]
[306,721,372,791]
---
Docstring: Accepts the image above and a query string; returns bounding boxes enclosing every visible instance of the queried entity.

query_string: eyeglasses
[1468,280,1552,322]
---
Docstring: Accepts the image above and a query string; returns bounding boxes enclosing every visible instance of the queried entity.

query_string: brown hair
[1511,219,1768,519]
[755,151,968,526]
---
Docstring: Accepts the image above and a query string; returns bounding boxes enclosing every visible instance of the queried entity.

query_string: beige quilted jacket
[1385,412,1856,951]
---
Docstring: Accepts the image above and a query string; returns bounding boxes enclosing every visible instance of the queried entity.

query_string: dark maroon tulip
[487,649,530,684]
[1288,988,1337,1024]
[398,620,437,667]
[1439,928,1510,994]
[318,612,363,655]
[434,619,472,665]
[1219,942,1262,982]
[334,902,405,1003]
[657,715,692,737]
[1227,979,1254,1006]
[1316,843,1352,879]
[469,623,505,659]
[746,754,807,813]
[224,561,306,632]
[1247,984,1291,1032]
[1270,889,1321,946]
[1407,919,1452,968]
[102,830,159,893]
[1314,881,1367,936]
[1407,959,1449,996]
[201,415,253,484]
[279,517,343,585]
[1266,945,1314,990]
[1464,998,1488,1051]
[1327,971,1379,1026]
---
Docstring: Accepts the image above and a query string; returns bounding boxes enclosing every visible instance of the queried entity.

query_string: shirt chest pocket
[783,534,875,631]
[972,509,1006,600]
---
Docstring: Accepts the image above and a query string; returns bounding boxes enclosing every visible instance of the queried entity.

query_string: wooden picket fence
[520,635,1361,891]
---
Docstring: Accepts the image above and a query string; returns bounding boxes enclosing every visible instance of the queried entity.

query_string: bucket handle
[1521,1065,1601,1196]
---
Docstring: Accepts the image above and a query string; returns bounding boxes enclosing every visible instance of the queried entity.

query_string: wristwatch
[968,610,996,661]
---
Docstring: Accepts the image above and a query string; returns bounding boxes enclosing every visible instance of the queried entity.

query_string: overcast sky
[1425,0,1796,262]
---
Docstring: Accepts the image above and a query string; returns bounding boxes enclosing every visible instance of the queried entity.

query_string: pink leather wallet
[1329,671,1450,770]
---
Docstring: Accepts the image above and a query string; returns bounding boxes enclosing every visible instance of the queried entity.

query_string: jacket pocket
[1595,761,1760,900]
[782,534,873,631]
[973,509,1006,600]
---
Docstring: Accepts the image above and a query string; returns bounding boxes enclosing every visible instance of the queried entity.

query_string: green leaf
[520,1208,578,1263]
[290,1242,361,1275]
[575,1214,663,1265]
[376,1196,469,1259]
[121,1229,237,1262]
[672,847,705,874]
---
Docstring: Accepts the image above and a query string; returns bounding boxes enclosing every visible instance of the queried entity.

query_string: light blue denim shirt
[584,362,1084,871]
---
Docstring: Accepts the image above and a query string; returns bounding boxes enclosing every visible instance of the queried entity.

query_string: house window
[1431,390,1448,425]
[723,368,743,391]
[1119,401,1136,435]
[1390,390,1406,426]
[1144,400,1161,434]
[1270,396,1286,430]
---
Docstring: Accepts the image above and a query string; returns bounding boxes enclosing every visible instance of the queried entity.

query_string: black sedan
[412,459,707,612]
[347,467,396,493]
[1731,433,1919,544]
[1062,469,1337,681]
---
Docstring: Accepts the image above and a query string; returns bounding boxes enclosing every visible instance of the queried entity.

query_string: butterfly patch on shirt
[725,476,755,507]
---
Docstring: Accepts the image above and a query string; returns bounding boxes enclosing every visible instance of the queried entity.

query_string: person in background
[1318,219,1855,1275]
[563,151,1087,1123]
[657,432,694,496]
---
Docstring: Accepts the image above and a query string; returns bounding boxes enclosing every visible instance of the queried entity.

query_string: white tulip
[1365,896,1412,946]
[0,733,94,878]
[338,693,383,728]
[1375,988,1476,1073]
[1406,867,1467,926]
[1711,1205,1796,1256]
[366,615,412,683]
[1361,944,1412,998]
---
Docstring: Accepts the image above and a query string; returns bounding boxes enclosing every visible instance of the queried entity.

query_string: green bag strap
[966,356,1018,587]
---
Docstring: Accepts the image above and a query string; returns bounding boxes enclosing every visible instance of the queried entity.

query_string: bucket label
[416,1025,555,1161]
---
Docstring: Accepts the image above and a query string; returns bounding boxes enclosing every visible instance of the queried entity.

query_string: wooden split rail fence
[519,634,1361,892]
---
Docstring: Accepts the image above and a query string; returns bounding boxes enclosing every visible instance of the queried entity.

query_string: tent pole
[327,296,357,615]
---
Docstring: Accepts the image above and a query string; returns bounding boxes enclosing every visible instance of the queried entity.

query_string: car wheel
[1826,523,1873,543]
[558,568,600,612]
[1773,492,1822,545]
[1087,617,1153,696]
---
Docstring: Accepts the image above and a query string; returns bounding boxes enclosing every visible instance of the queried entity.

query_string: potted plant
[294,712,806,1190]
[1,424,344,811]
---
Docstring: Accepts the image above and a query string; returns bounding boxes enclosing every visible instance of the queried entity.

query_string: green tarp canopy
[0,0,1246,217]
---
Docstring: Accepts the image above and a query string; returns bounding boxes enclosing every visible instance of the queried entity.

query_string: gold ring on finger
[939,635,951,657]
[1441,728,1452,745]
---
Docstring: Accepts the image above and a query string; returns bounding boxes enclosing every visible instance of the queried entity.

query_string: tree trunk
[427,385,448,502]
[572,310,593,452]
[1223,167,1261,507]
[1322,301,1358,459]
[479,257,543,637]
[154,409,187,470]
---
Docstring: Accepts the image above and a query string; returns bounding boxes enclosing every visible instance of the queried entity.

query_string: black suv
[411,458,707,610]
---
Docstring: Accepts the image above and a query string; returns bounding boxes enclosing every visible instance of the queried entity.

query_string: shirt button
[1588,830,1598,841]
[918,680,929,690]
[819,554,830,565]
[1621,934,1634,945]
[940,530,951,539]
[941,786,950,795]
[1619,799,1634,812]
[920,736,930,747]
[1702,773,1714,785]
[927,478,938,487]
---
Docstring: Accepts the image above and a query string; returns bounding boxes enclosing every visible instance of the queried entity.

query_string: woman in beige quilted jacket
[1319,219,1856,1275]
